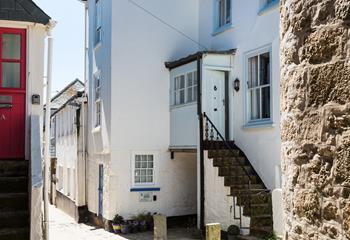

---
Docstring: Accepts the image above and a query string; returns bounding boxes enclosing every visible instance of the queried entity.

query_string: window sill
[170,102,197,110]
[130,187,160,192]
[258,1,279,16]
[212,23,234,36]
[242,121,275,130]
[92,126,101,134]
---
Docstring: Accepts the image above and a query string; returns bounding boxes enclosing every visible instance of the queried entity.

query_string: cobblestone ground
[49,205,201,240]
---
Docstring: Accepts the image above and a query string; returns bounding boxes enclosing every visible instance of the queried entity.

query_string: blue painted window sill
[212,23,234,36]
[242,121,275,130]
[130,188,160,192]
[258,1,279,16]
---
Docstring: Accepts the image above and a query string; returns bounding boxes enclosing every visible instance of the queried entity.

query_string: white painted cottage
[78,0,281,237]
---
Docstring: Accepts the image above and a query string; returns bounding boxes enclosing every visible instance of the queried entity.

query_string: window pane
[147,176,153,182]
[194,86,198,101]
[2,62,20,88]
[180,75,185,88]
[141,176,147,183]
[135,162,141,168]
[135,176,140,183]
[194,71,197,85]
[2,34,20,60]
[141,161,147,168]
[148,161,153,168]
[179,89,185,104]
[260,53,270,85]
[187,73,193,87]
[135,170,140,176]
[141,169,146,176]
[262,86,271,119]
[250,89,260,120]
[248,56,258,88]
[187,87,193,102]
[147,169,153,175]
[147,155,153,162]
[226,0,231,24]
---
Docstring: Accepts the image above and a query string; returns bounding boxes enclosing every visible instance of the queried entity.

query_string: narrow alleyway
[49,205,201,240]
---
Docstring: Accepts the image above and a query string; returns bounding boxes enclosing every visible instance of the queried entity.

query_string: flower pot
[120,224,131,234]
[112,223,122,234]
[131,220,140,233]
[139,220,147,232]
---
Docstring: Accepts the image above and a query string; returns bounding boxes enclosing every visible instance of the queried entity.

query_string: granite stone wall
[280,0,350,239]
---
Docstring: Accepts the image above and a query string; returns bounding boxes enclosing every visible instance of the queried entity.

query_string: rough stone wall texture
[280,0,350,239]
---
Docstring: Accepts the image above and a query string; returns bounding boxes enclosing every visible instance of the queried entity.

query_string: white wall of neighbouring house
[199,0,281,190]
[85,0,200,220]
[55,106,79,202]
[199,0,281,230]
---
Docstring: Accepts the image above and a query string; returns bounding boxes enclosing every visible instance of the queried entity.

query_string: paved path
[49,205,201,240]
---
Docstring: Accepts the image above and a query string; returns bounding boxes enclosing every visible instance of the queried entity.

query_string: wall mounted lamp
[234,78,240,92]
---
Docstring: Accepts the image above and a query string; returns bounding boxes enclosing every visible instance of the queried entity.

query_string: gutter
[196,56,205,230]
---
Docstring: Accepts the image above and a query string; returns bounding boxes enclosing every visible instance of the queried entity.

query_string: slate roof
[0,0,51,25]
[165,49,236,70]
[51,79,85,110]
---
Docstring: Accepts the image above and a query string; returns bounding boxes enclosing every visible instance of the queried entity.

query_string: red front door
[0,28,26,159]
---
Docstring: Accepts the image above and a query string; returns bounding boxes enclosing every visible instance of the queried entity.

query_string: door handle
[0,103,12,109]
[214,108,218,112]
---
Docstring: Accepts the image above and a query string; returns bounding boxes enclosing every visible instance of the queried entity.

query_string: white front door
[206,70,226,137]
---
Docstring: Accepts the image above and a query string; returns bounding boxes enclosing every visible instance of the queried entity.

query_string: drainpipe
[82,0,88,206]
[43,26,54,240]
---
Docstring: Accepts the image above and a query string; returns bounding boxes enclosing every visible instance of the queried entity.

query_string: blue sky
[34,0,85,94]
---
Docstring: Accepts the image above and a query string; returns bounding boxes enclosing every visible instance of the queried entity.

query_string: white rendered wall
[199,0,281,190]
[86,0,200,219]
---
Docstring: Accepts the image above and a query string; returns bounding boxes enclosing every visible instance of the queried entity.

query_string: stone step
[224,175,258,186]
[250,226,273,238]
[243,203,272,216]
[218,165,253,177]
[0,227,29,240]
[251,215,273,227]
[0,161,28,177]
[237,193,271,206]
[0,177,28,193]
[208,149,240,158]
[237,236,260,240]
[0,211,29,229]
[213,157,246,167]
[0,193,28,212]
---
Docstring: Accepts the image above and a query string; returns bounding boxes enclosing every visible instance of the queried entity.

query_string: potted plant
[145,212,154,231]
[120,220,131,234]
[112,214,124,234]
[227,225,240,240]
[136,213,148,232]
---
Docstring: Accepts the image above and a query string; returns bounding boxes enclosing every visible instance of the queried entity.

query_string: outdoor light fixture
[234,78,240,92]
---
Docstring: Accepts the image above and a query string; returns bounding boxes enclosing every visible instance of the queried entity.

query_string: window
[94,72,101,127]
[95,0,102,45]
[173,71,197,106]
[134,154,154,185]
[247,51,271,122]
[0,30,25,89]
[217,0,231,28]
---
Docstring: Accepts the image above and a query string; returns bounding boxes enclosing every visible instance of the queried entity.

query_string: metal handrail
[202,112,253,182]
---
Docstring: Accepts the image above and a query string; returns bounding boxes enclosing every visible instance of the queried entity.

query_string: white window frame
[172,70,197,107]
[244,45,273,126]
[214,0,232,32]
[94,71,101,128]
[131,151,158,187]
[95,0,102,46]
